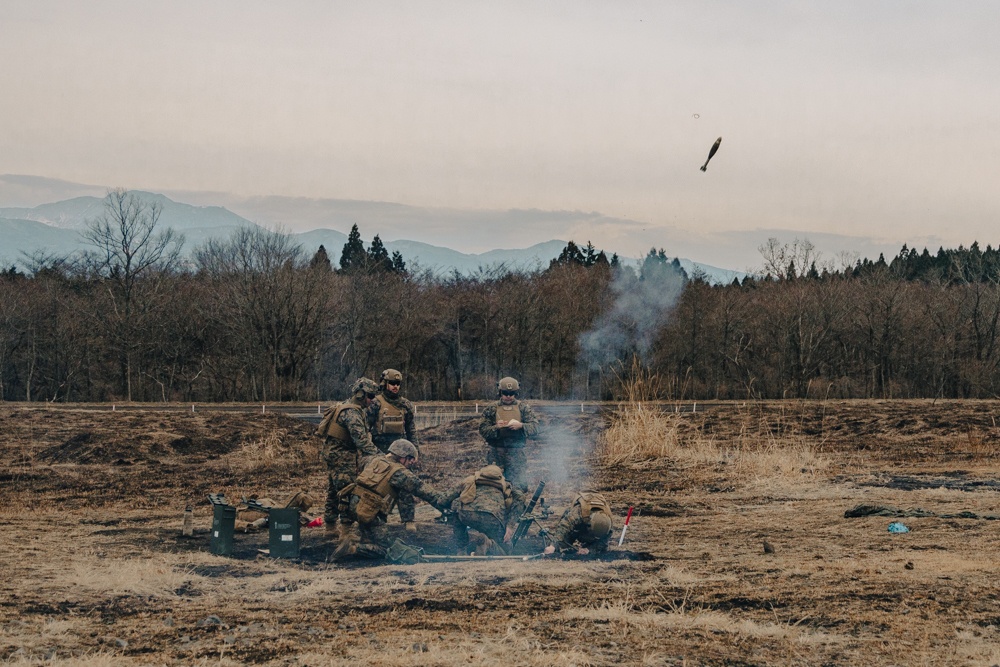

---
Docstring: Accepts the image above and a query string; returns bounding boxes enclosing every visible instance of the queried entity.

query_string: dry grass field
[2,400,1000,666]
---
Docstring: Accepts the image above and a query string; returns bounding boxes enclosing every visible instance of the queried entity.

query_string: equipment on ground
[617,506,634,546]
[511,480,546,547]
[208,494,237,556]
[267,507,301,558]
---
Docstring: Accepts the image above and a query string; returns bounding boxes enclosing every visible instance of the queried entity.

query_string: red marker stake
[618,506,634,547]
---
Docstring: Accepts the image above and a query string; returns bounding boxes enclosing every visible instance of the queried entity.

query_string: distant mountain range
[0,180,745,282]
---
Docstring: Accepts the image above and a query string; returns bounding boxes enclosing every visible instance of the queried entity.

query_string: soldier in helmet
[478,376,540,492]
[441,464,525,556]
[334,439,452,560]
[316,377,381,530]
[367,368,418,454]
[543,490,614,556]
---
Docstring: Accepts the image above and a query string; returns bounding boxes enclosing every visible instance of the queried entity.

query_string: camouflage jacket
[366,391,418,445]
[478,400,539,448]
[355,455,450,523]
[336,400,379,457]
[550,504,611,553]
[442,481,526,529]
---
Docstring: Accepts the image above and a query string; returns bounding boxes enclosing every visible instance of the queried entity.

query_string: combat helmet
[497,376,520,396]
[350,377,379,400]
[380,368,403,388]
[388,438,418,459]
[587,511,613,541]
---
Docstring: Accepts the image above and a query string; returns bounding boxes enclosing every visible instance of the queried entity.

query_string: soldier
[367,368,418,454]
[543,490,614,556]
[443,464,525,556]
[316,377,381,529]
[478,376,540,492]
[335,439,451,560]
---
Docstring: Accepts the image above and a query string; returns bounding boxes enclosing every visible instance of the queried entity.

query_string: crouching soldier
[334,439,450,560]
[543,491,614,556]
[444,465,525,556]
[316,377,380,529]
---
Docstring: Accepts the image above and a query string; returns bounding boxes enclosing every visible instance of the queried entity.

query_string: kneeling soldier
[335,439,450,560]
[543,490,614,556]
[445,465,525,555]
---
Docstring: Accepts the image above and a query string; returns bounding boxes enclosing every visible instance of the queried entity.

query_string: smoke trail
[579,254,688,366]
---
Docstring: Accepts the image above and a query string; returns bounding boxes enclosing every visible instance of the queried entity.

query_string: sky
[2,1,999,269]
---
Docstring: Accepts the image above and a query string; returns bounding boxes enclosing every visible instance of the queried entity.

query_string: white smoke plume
[579,256,688,366]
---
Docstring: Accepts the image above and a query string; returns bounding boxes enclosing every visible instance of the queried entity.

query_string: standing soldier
[368,368,418,453]
[335,439,451,560]
[543,490,614,557]
[316,377,380,530]
[443,464,525,556]
[478,376,540,492]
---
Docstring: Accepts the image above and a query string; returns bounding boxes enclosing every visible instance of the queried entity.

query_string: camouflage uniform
[317,397,380,524]
[367,391,418,453]
[549,492,613,555]
[478,400,540,492]
[345,454,450,559]
[442,466,526,555]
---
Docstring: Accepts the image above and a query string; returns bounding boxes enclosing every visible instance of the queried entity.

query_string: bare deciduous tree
[83,188,183,400]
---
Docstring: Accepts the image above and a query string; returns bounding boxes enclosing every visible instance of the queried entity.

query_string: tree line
[3,190,1000,402]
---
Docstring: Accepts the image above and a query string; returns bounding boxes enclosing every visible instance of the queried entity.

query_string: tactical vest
[495,402,521,426]
[576,492,612,521]
[374,395,406,436]
[350,456,405,523]
[316,402,361,444]
[456,467,513,510]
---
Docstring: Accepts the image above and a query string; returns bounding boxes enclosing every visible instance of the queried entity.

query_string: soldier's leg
[324,448,357,527]
[356,522,391,560]
[465,512,507,555]
[504,449,529,493]
[452,513,471,554]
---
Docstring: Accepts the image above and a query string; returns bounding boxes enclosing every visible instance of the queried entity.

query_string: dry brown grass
[233,431,284,472]
[7,403,1000,666]
[599,378,828,488]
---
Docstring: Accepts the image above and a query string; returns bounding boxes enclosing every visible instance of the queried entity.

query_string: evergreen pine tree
[339,224,367,273]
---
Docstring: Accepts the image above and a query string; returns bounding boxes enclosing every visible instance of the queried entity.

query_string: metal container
[268,508,301,558]
[210,503,237,556]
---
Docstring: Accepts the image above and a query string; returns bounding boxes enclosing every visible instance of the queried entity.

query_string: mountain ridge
[0,190,743,282]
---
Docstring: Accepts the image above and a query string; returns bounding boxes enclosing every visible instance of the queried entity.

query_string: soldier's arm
[439,485,462,509]
[391,469,450,511]
[519,403,540,437]
[395,489,417,523]
[403,399,418,444]
[365,401,379,432]
[549,508,579,552]
[479,406,499,440]
[341,408,379,457]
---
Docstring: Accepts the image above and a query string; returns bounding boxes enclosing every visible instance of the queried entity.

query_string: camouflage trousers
[322,439,360,523]
[486,445,528,492]
[356,519,392,559]
[453,510,507,555]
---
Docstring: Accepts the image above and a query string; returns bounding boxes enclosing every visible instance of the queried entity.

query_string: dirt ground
[2,400,1000,666]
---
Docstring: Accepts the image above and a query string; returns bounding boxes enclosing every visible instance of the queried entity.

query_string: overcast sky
[2,1,999,266]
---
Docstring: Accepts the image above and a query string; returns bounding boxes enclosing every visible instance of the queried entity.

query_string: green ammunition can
[268,508,301,558]
[210,503,237,556]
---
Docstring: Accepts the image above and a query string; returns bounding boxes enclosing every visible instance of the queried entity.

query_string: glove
[405,522,417,533]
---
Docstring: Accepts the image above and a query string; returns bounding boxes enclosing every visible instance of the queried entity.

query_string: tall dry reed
[598,368,826,485]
